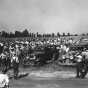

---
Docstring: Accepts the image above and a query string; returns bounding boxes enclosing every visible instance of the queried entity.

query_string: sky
[0,0,88,34]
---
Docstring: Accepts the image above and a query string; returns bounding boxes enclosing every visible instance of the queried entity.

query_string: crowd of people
[0,37,75,67]
[0,37,87,80]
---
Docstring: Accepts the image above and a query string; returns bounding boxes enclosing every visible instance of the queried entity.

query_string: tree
[57,32,60,37]
[62,33,65,36]
[36,32,39,37]
[22,29,29,37]
[67,33,70,36]
[9,32,15,38]
[52,33,55,37]
[82,33,85,36]
[74,34,78,36]
[1,31,8,37]
[15,31,22,37]
[43,34,45,38]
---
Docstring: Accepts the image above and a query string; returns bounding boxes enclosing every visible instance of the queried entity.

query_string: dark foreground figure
[76,57,88,78]
[0,53,19,80]
[12,60,19,79]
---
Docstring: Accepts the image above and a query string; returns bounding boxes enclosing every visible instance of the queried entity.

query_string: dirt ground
[9,76,88,88]
[8,66,88,88]
[9,71,88,88]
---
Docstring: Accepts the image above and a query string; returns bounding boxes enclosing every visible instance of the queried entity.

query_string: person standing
[76,53,83,78]
[11,54,19,79]
[76,53,88,78]
[0,52,8,74]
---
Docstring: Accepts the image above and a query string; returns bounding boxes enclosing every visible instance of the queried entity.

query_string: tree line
[0,29,78,38]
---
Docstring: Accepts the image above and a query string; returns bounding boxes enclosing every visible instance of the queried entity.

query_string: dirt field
[8,66,88,88]
[9,71,88,88]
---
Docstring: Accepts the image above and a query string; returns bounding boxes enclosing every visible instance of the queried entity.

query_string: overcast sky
[0,0,88,34]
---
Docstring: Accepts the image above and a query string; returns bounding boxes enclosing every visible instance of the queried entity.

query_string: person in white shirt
[11,54,19,79]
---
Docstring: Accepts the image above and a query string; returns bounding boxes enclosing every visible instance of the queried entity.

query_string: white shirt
[11,56,19,63]
[82,51,88,59]
[66,47,69,53]
[77,55,82,62]
[0,74,9,87]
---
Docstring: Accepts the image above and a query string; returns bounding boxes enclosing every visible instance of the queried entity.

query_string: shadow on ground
[18,73,29,79]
